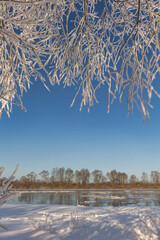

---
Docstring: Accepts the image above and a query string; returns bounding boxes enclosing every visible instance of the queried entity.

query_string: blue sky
[1,79,160,180]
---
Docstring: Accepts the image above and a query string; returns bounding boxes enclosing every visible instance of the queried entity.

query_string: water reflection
[9,190,160,207]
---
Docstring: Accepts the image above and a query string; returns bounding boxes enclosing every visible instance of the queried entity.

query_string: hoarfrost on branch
[0,165,19,206]
[0,165,19,230]
[0,0,160,121]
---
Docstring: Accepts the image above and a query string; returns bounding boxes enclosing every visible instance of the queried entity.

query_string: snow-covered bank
[0,204,160,240]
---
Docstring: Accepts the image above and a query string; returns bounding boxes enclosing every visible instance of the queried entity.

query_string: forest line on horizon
[4,168,160,190]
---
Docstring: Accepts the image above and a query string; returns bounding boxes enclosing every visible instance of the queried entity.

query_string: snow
[0,204,160,240]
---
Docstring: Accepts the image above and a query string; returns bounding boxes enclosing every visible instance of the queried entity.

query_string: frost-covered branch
[0,165,19,231]
[0,0,160,121]
[0,165,19,206]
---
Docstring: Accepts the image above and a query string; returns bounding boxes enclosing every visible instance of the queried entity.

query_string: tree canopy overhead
[0,0,160,121]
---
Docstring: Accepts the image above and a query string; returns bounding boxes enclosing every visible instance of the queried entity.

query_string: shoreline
[11,188,160,192]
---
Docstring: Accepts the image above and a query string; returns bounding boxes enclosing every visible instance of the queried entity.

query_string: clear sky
[1,78,160,180]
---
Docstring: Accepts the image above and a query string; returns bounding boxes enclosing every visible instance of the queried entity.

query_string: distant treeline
[4,168,160,189]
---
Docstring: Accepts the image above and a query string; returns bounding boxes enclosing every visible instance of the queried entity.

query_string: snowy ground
[0,204,160,240]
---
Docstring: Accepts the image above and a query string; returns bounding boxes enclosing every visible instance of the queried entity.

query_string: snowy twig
[0,165,19,231]
[0,0,159,121]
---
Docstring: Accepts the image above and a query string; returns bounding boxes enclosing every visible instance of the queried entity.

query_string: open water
[8,190,160,207]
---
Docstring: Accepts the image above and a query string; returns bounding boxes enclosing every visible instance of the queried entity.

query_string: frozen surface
[0,204,160,240]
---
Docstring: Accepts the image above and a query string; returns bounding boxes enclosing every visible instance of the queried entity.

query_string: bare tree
[92,170,103,184]
[118,172,128,185]
[65,168,74,184]
[39,170,49,183]
[57,167,65,184]
[0,0,159,121]
[20,175,28,184]
[80,168,90,185]
[107,170,119,185]
[141,172,148,184]
[26,171,37,183]
[50,168,58,183]
[129,174,138,185]
[75,170,81,185]
[150,171,160,185]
